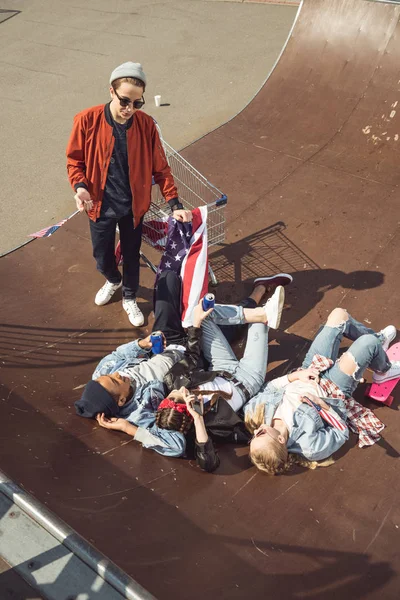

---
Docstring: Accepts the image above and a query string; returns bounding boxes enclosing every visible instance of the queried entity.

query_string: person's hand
[192,300,213,328]
[300,394,330,411]
[173,209,192,223]
[138,333,167,351]
[74,187,93,212]
[296,367,320,384]
[183,389,204,420]
[96,413,128,432]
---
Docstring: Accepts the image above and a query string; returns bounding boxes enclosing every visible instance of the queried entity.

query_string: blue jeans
[302,315,391,397]
[201,306,269,407]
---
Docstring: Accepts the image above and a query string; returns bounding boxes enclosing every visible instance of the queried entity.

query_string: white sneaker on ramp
[95,281,122,306]
[264,285,285,330]
[123,299,144,327]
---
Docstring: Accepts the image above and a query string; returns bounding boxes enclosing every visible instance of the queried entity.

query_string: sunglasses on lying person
[114,89,145,109]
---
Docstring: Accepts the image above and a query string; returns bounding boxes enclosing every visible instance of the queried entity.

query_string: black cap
[75,380,119,419]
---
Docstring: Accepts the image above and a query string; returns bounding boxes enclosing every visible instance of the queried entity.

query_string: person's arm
[292,403,349,462]
[151,122,180,207]
[268,367,320,390]
[66,114,93,212]
[96,413,186,457]
[93,337,152,379]
[184,392,220,473]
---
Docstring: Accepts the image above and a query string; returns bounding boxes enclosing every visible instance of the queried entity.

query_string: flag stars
[171,241,177,249]
[175,254,182,262]
[165,261,171,268]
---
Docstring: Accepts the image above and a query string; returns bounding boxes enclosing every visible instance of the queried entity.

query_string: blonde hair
[245,403,335,475]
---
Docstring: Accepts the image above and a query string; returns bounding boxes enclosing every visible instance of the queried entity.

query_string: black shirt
[101,106,133,219]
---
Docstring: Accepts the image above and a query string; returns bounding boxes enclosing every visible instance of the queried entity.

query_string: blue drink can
[202,293,215,311]
[150,331,163,354]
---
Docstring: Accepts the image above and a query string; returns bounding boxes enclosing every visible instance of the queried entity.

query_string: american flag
[156,206,209,326]
[29,210,79,238]
[302,396,348,431]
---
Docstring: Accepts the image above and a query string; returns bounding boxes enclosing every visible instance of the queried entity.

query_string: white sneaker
[377,325,397,352]
[95,280,122,306]
[264,285,285,330]
[373,360,400,383]
[123,299,144,327]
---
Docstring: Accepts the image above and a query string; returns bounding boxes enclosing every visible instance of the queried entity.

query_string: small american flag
[156,206,208,326]
[29,210,78,238]
[302,396,348,431]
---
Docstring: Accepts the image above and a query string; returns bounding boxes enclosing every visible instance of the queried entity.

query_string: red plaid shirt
[300,354,385,448]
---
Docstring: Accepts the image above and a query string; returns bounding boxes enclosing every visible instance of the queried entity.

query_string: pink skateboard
[366,342,400,407]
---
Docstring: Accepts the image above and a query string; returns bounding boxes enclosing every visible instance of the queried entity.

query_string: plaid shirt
[300,354,385,448]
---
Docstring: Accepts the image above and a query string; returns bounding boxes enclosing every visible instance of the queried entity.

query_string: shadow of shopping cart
[209,221,320,288]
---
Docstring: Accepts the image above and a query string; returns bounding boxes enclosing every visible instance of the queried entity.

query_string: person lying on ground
[76,271,291,470]
[244,307,398,475]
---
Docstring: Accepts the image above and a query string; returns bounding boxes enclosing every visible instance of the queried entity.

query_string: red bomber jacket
[66,104,178,226]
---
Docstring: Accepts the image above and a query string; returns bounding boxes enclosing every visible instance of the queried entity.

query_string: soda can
[202,293,215,311]
[150,331,164,355]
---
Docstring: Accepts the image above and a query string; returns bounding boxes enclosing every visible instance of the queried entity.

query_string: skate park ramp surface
[1,0,400,598]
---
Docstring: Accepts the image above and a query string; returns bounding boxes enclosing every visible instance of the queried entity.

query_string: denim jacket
[93,339,150,378]
[244,377,349,461]
[92,340,186,458]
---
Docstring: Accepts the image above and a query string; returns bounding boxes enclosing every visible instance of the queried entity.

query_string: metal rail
[0,469,156,600]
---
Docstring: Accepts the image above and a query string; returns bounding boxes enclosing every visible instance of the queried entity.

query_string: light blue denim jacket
[93,340,150,378]
[244,377,349,461]
[92,341,186,457]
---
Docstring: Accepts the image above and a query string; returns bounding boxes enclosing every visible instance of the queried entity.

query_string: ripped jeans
[301,314,392,397]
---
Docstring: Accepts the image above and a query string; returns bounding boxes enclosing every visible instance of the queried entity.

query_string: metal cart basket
[139,136,227,285]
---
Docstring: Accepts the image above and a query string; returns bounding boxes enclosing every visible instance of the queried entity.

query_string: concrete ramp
[1,1,400,598]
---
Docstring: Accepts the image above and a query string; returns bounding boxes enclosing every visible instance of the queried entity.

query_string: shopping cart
[138,134,228,285]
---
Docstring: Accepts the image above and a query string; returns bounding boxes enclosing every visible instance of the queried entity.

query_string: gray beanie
[109,61,147,86]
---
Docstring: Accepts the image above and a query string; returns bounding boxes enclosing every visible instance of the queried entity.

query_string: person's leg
[219,283,265,344]
[302,308,379,369]
[324,334,392,397]
[201,318,239,374]
[89,216,121,284]
[234,323,269,397]
[118,214,143,300]
[153,271,186,345]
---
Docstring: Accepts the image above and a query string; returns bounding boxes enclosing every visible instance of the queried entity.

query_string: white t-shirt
[197,376,244,412]
[271,377,327,434]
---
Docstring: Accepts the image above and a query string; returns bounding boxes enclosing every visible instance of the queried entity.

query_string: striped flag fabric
[181,206,208,326]
[29,210,79,238]
[302,396,347,431]
[155,206,209,327]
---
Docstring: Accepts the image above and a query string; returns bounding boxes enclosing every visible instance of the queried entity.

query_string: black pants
[153,271,186,345]
[89,213,143,300]
[153,271,255,346]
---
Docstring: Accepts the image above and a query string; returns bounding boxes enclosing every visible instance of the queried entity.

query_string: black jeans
[153,271,186,345]
[89,212,143,300]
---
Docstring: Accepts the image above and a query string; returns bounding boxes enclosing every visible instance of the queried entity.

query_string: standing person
[66,61,190,326]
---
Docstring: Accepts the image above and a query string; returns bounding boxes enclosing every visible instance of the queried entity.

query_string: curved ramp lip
[181,0,304,152]
[0,468,156,600]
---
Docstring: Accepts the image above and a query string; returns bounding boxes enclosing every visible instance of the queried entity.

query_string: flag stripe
[181,206,208,327]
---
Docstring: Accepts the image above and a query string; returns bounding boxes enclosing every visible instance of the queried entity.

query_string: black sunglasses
[114,89,145,109]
